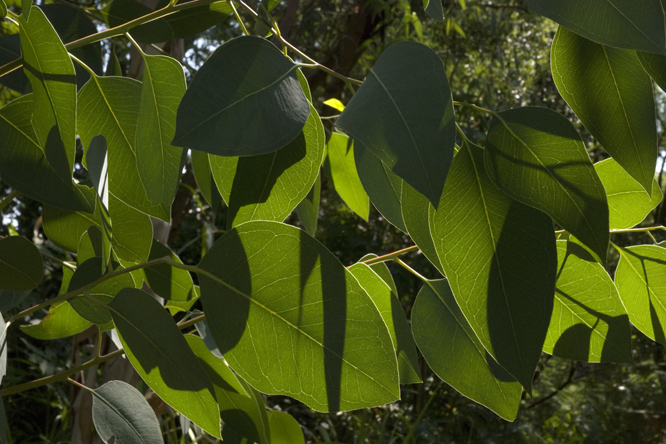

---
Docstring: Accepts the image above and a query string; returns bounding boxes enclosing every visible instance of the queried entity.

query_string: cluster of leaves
[0,0,666,441]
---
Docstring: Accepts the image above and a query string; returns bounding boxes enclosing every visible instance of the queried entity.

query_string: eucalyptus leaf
[0,35,30,93]
[615,245,666,345]
[21,301,92,340]
[191,150,222,209]
[432,144,557,391]
[401,181,443,273]
[144,239,197,314]
[527,0,666,55]
[325,133,369,220]
[109,288,221,437]
[638,50,666,92]
[484,107,609,263]
[295,174,321,236]
[594,158,663,230]
[543,241,632,363]
[198,221,399,412]
[0,235,43,291]
[337,41,455,206]
[91,380,163,444]
[412,279,522,421]
[0,0,6,18]
[552,26,658,194]
[268,410,305,444]
[424,0,444,20]
[0,312,7,385]
[173,36,310,157]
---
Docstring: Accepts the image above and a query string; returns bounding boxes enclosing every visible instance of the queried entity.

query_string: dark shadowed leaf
[198,221,399,412]
[91,380,163,444]
[0,236,42,291]
[638,50,666,92]
[295,174,321,237]
[325,133,369,220]
[173,36,310,157]
[412,279,522,421]
[552,26,658,194]
[484,107,609,263]
[401,181,443,274]
[191,151,222,210]
[527,0,666,54]
[432,144,557,391]
[109,288,221,437]
[424,0,444,20]
[336,41,455,206]
[543,240,632,363]
[144,239,197,314]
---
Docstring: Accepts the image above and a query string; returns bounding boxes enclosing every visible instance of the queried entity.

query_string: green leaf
[0,95,96,212]
[432,145,557,391]
[0,0,6,18]
[91,380,163,444]
[185,335,271,444]
[21,0,31,18]
[103,0,172,43]
[198,221,399,412]
[354,143,407,232]
[552,26,658,194]
[527,0,666,55]
[295,174,321,237]
[336,41,455,206]
[136,53,186,208]
[595,158,663,230]
[21,301,92,340]
[638,50,666,92]
[19,6,77,164]
[68,257,134,325]
[210,104,325,228]
[144,239,197,314]
[78,75,170,220]
[191,150,222,210]
[615,245,666,345]
[109,288,221,437]
[268,410,305,444]
[325,133,369,221]
[348,262,421,384]
[424,0,444,20]
[173,36,310,157]
[323,98,344,112]
[412,279,522,421]
[87,136,112,271]
[0,312,7,385]
[484,107,609,263]
[163,0,232,39]
[0,34,30,93]
[43,194,152,265]
[0,236,42,291]
[544,240,632,363]
[400,182,443,273]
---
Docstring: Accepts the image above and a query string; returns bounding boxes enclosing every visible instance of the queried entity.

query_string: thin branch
[0,190,19,213]
[360,246,419,266]
[527,362,576,408]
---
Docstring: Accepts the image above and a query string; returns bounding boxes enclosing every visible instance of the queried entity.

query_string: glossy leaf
[527,0,666,55]
[615,245,666,345]
[268,410,305,444]
[186,335,270,444]
[552,26,658,194]
[0,95,96,212]
[78,75,170,220]
[21,301,92,340]
[135,53,186,208]
[198,221,399,412]
[354,143,407,232]
[0,236,42,291]
[19,6,76,165]
[412,279,522,421]
[325,133,369,220]
[91,380,163,444]
[295,174,321,236]
[210,104,325,228]
[336,41,455,206]
[348,262,421,384]
[543,241,632,363]
[484,107,609,263]
[173,36,310,156]
[432,145,557,391]
[595,158,663,230]
[144,239,197,314]
[109,288,221,437]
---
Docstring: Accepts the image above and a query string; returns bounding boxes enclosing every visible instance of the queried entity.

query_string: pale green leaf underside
[21,301,91,340]
[326,133,369,221]
[268,410,305,444]
[198,221,399,412]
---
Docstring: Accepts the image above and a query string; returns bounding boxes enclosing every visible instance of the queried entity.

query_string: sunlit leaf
[295,174,321,237]
[325,133,369,221]
[412,279,522,421]
[401,181,442,274]
[191,150,222,210]
[484,107,609,263]
[21,300,92,340]
[527,0,666,54]
[91,380,163,444]
[337,42,455,206]
[543,240,632,363]
[198,221,399,412]
[268,410,305,444]
[594,158,662,230]
[0,235,42,291]
[109,288,221,437]
[552,26,658,194]
[174,36,310,157]
[615,245,666,345]
[432,144,557,391]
